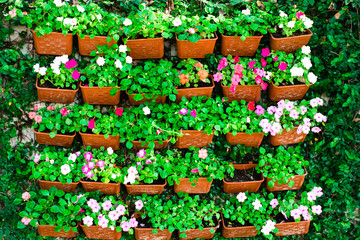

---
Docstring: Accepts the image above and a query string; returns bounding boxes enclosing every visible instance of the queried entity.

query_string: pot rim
[38,179,79,185]
[269,29,313,40]
[36,78,79,92]
[33,128,76,137]
[221,33,263,39]
[266,166,308,181]
[274,220,311,226]
[176,75,215,91]
[270,81,312,89]
[31,29,73,36]
[80,180,121,186]
[221,213,257,230]
[79,131,119,138]
[80,84,119,89]
[127,36,164,41]
[176,32,218,42]
[220,82,261,88]
[125,178,167,187]
[125,90,166,98]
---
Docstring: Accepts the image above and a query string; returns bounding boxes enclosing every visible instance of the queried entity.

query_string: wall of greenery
[0,0,359,239]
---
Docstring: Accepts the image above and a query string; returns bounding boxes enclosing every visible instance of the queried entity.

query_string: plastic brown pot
[174,177,212,194]
[80,180,121,195]
[175,130,214,149]
[269,127,307,146]
[80,85,120,105]
[221,214,257,238]
[221,34,263,57]
[135,227,172,240]
[269,30,313,54]
[81,224,122,240]
[131,139,171,150]
[34,129,75,147]
[179,224,218,240]
[79,132,120,150]
[274,221,310,236]
[176,33,218,59]
[127,37,164,59]
[268,81,312,101]
[32,30,73,56]
[38,180,79,192]
[225,132,264,147]
[126,91,166,106]
[223,163,264,193]
[221,83,261,102]
[125,179,167,195]
[266,167,307,192]
[175,76,215,103]
[231,161,258,170]
[77,34,117,56]
[36,79,78,104]
[38,225,77,238]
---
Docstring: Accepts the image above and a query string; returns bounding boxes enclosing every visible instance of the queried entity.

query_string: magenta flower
[137,149,146,158]
[65,59,77,69]
[255,105,265,115]
[84,152,93,161]
[296,11,305,19]
[213,72,223,82]
[229,84,236,94]
[190,109,197,118]
[72,70,80,80]
[233,55,239,64]
[191,168,199,173]
[261,48,270,57]
[60,107,69,117]
[88,119,95,129]
[85,171,94,178]
[96,160,105,168]
[88,162,95,169]
[248,60,256,69]
[231,73,241,85]
[82,165,90,174]
[179,108,188,115]
[273,56,278,61]
[217,57,228,71]
[261,58,267,67]
[115,108,123,116]
[261,82,268,90]
[145,159,152,164]
[279,62,288,71]
[255,75,262,85]
[156,129,161,135]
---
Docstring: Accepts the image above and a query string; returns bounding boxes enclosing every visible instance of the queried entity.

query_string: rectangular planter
[266,167,307,192]
[225,132,264,147]
[131,139,170,150]
[174,177,212,194]
[221,34,263,57]
[125,179,167,195]
[81,224,122,240]
[268,81,312,101]
[36,79,78,104]
[269,30,313,54]
[135,227,172,240]
[38,225,77,238]
[32,30,73,56]
[77,34,117,56]
[80,85,120,105]
[175,76,214,103]
[80,180,121,195]
[126,91,166,106]
[176,33,218,59]
[274,221,310,236]
[127,37,164,59]
[269,127,307,146]
[179,224,218,240]
[222,83,261,102]
[38,180,79,193]
[221,214,257,238]
[80,132,120,150]
[34,129,75,147]
[175,130,214,149]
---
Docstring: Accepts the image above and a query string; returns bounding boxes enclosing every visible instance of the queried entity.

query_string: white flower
[56,17,63,22]
[303,16,313,29]
[59,55,69,64]
[126,56,132,64]
[107,147,114,155]
[76,5,85,13]
[236,192,247,202]
[302,56,312,69]
[50,160,54,164]
[53,68,61,75]
[290,66,305,77]
[287,21,295,28]
[38,67,47,76]
[279,10,288,18]
[252,199,262,210]
[61,164,71,175]
[242,9,250,15]
[119,45,127,53]
[111,174,116,179]
[54,0,65,7]
[301,45,311,55]
[33,63,40,73]
[142,106,151,115]
[172,18,182,27]
[96,14,102,21]
[308,72,317,84]
[96,57,105,66]
[68,153,77,162]
[279,23,284,28]
[115,59,122,69]
[70,18,77,26]
[123,18,132,26]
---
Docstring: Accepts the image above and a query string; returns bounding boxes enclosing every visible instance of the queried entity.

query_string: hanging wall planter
[268,81,312,102]
[32,30,73,56]
[225,132,264,147]
[176,34,218,59]
[221,34,263,57]
[80,84,120,105]
[38,225,77,238]
[266,167,307,192]
[127,37,164,59]
[174,177,212,194]
[81,224,122,240]
[36,79,78,104]
[269,30,313,54]
[126,91,166,106]
[221,83,261,102]
[175,77,215,103]
[34,129,76,147]
[38,180,79,193]
[80,180,121,195]
[269,127,307,146]
[221,214,257,238]
[125,179,167,195]
[175,130,214,149]
[79,132,120,150]
[274,220,310,236]
[77,34,117,56]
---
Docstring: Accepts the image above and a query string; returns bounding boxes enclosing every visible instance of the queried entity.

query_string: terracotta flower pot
[32,30,73,56]
[269,30,313,54]
[131,139,171,150]
[80,180,121,195]
[125,179,167,195]
[36,79,78,103]
[176,34,218,59]
[79,132,120,150]
[269,127,307,146]
[135,227,172,240]
[221,34,263,57]
[174,177,212,194]
[274,221,310,236]
[77,34,117,56]
[38,180,79,192]
[221,214,257,238]
[127,37,164,59]
[231,161,258,170]
[266,167,307,192]
[175,77,215,103]
[126,91,166,106]
[268,81,312,101]
[225,132,264,147]
[81,224,122,240]
[223,163,264,193]
[38,225,77,238]
[221,83,261,102]
[179,224,218,240]
[80,85,120,105]
[175,130,214,149]
[34,129,75,147]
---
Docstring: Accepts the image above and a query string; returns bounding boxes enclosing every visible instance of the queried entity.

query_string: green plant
[176,59,211,87]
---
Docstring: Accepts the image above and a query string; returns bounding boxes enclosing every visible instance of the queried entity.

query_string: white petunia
[119,45,127,53]
[242,9,250,15]
[96,14,102,21]
[53,68,61,75]
[279,10,288,18]
[290,66,304,77]
[96,57,105,66]
[142,106,151,115]
[287,21,295,28]
[126,56,132,64]
[107,147,114,155]
[307,72,317,84]
[279,23,283,28]
[123,18,132,26]
[76,5,85,13]
[301,45,311,55]
[54,0,65,7]
[33,63,40,73]
[56,17,63,22]
[303,16,313,29]
[38,67,47,76]
[115,59,123,69]
[301,56,312,69]
[172,18,182,27]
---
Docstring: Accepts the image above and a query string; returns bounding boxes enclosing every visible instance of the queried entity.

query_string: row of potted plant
[10,1,313,58]
[29,97,327,149]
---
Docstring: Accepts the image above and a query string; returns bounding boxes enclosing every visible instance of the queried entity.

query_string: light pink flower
[255,105,265,115]
[98,217,109,228]
[311,127,321,133]
[236,192,247,202]
[270,199,278,208]
[289,109,299,119]
[9,8,16,18]
[198,149,208,159]
[307,191,317,202]
[85,171,94,178]
[311,186,323,197]
[47,106,54,111]
[213,72,223,82]
[312,205,322,215]
[116,205,126,215]
[22,192,31,201]
[121,221,131,232]
[252,199,262,210]
[21,217,31,225]
[135,200,143,210]
[61,164,71,175]
[129,217,138,228]
[83,216,93,227]
[87,162,95,169]
[28,112,36,119]
[96,160,105,168]
[34,115,42,123]
[189,28,195,34]
[102,200,113,211]
[145,159,152,164]
[290,209,301,219]
[34,105,39,111]
[234,64,244,74]
[137,149,146,158]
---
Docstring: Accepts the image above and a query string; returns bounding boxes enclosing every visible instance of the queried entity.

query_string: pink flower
[191,109,197,118]
[296,11,305,19]
[273,56,278,61]
[248,60,256,69]
[85,171,94,178]
[312,205,322,215]
[233,55,239,64]
[23,11,27,16]
[102,200,113,211]
[255,75,262,85]
[189,28,195,34]
[65,59,77,69]
[234,64,244,74]
[229,84,236,94]
[217,57,228,71]
[121,221,131,232]
[261,48,270,57]
[261,58,267,67]
[261,82,268,90]
[33,154,41,163]
[84,152,93,161]
[96,160,105,168]
[22,192,31,201]
[72,70,80,80]
[247,101,255,111]
[34,115,42,123]
[129,218,138,228]
[279,62,288,71]
[156,129,161,135]
[9,8,16,18]
[270,199,278,208]
[46,106,54,111]
[60,108,69,116]
[28,112,36,119]
[179,108,188,115]
[290,209,301,220]
[307,191,317,202]
[311,186,323,197]
[34,105,39,111]
[115,108,123,116]
[137,149,146,158]
[82,165,90,174]
[198,149,208,159]
[135,200,143,210]
[236,192,247,202]
[255,105,265,115]
[191,168,199,173]
[98,217,109,228]
[87,162,95,169]
[145,159,152,164]
[213,72,223,82]
[83,216,93,227]
[88,119,95,129]
[21,217,31,225]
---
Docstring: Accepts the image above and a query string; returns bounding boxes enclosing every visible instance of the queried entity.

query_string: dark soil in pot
[225,169,262,183]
